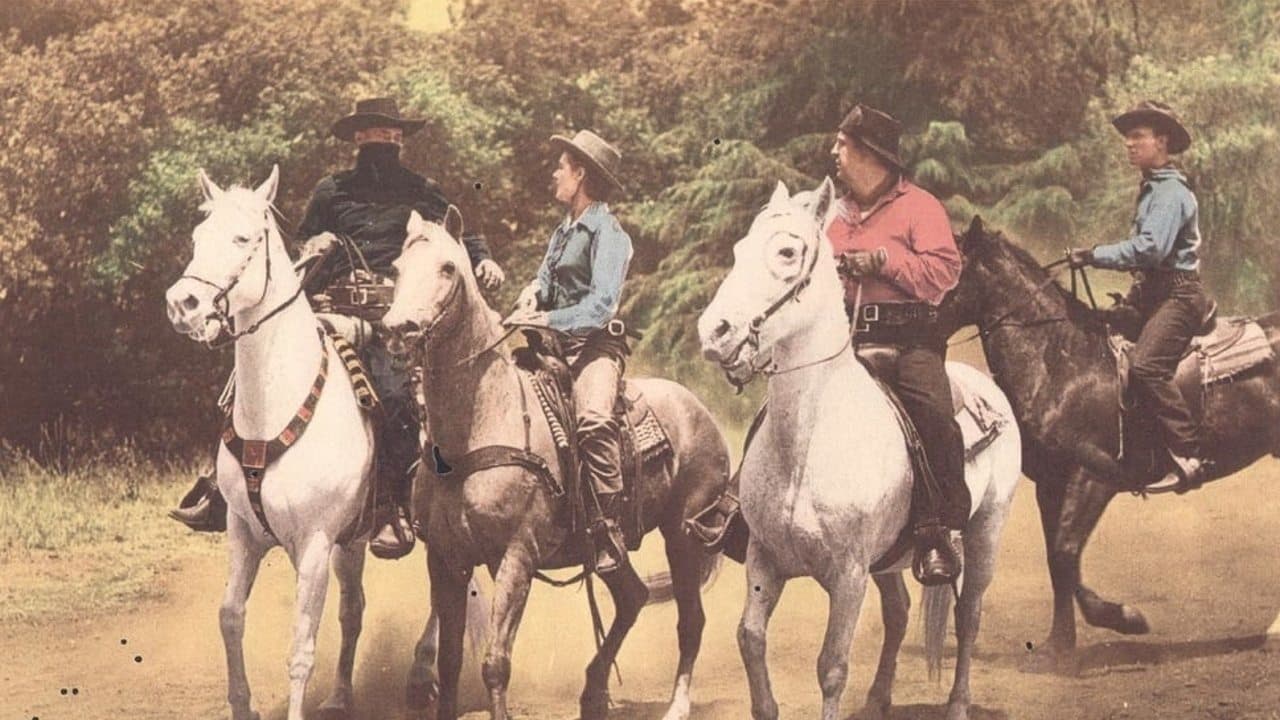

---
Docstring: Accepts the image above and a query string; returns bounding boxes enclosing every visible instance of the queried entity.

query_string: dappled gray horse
[383,209,733,720]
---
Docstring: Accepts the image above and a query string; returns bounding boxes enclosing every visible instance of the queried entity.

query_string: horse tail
[644,553,722,605]
[922,584,952,682]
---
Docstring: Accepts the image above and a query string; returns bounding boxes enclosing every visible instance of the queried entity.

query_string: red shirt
[825,178,961,306]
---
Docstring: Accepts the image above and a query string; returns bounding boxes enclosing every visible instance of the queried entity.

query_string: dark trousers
[1131,279,1209,458]
[365,341,419,507]
[856,325,970,531]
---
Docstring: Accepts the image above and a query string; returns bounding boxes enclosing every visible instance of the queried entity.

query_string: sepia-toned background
[3,1,1279,718]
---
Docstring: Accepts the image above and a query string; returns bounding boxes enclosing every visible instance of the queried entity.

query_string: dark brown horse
[940,217,1280,663]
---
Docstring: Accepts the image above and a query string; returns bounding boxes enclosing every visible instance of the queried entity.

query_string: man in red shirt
[827,104,967,585]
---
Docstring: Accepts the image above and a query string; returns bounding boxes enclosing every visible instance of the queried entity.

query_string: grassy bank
[0,444,219,626]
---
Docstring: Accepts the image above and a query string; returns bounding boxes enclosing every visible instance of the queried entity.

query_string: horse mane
[987,228,1111,335]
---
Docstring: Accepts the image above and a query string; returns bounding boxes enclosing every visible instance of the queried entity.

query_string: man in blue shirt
[1070,100,1210,488]
[507,130,634,573]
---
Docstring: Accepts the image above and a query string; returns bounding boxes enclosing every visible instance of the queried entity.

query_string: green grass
[0,444,220,625]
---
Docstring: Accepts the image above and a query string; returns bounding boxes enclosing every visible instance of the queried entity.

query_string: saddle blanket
[1109,316,1274,387]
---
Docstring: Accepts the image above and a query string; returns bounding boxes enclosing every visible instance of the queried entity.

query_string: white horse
[165,166,373,720]
[697,179,1022,720]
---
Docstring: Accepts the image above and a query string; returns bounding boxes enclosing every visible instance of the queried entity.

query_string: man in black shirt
[171,98,504,559]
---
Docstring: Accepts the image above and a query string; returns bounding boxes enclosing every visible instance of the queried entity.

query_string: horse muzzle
[164,280,226,343]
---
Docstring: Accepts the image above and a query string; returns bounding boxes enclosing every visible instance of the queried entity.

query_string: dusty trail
[4,467,1280,719]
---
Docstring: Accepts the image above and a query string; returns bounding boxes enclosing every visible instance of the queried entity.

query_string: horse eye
[233,235,251,245]
[441,261,457,275]
[779,246,797,260]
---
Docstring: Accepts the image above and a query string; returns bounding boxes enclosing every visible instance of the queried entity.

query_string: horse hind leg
[318,541,367,720]
[580,559,651,720]
[221,515,269,720]
[285,534,335,720]
[944,503,1007,720]
[862,572,909,720]
[656,521,710,720]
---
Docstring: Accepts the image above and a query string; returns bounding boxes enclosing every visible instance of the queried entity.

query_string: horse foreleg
[285,535,334,720]
[483,541,538,720]
[319,540,367,720]
[580,559,650,720]
[406,602,441,720]
[429,548,471,720]
[739,540,786,720]
[1034,478,1076,653]
[221,515,269,720]
[657,523,709,720]
[862,572,909,720]
[816,563,868,720]
[1060,471,1149,639]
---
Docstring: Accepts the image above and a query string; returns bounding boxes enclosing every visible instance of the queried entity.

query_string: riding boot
[587,491,628,575]
[168,471,227,532]
[913,523,964,587]
[369,399,418,560]
[1151,450,1209,493]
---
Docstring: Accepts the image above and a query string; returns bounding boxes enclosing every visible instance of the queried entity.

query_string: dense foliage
[2,0,1277,455]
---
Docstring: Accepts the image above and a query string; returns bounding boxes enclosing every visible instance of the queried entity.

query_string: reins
[947,254,1098,347]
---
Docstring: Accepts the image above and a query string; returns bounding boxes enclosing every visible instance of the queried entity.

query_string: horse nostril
[181,294,199,311]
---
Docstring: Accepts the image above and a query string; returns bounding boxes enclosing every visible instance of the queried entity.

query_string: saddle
[1109,314,1275,479]
[687,344,1006,568]
[429,328,674,567]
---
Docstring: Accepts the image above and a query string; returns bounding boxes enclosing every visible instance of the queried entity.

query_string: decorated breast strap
[222,329,329,540]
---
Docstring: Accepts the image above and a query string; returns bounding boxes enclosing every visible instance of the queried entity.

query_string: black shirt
[297,143,491,292]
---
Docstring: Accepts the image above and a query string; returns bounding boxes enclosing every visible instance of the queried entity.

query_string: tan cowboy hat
[838,103,906,171]
[331,97,426,142]
[549,129,625,195]
[1112,100,1192,154]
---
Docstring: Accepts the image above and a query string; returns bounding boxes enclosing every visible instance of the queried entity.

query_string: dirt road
[4,464,1280,720]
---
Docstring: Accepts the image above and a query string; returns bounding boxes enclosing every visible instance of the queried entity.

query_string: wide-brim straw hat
[549,129,624,194]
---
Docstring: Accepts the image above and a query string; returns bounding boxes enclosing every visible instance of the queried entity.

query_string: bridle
[719,213,829,390]
[393,229,512,371]
[948,254,1098,346]
[180,208,305,348]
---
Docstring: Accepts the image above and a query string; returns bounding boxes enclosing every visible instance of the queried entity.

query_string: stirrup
[369,507,415,560]
[588,519,627,575]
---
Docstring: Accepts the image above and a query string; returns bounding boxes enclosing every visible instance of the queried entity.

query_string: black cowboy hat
[838,104,905,171]
[549,129,625,195]
[331,97,426,143]
[1112,100,1191,154]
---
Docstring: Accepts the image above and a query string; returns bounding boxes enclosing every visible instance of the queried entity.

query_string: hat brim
[1112,110,1191,154]
[331,113,427,142]
[550,135,625,195]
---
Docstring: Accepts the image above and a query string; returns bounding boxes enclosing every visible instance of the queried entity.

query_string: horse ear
[968,215,985,235]
[444,204,464,242]
[811,176,835,225]
[197,168,223,202]
[255,164,280,204]
[406,209,427,239]
[769,180,790,207]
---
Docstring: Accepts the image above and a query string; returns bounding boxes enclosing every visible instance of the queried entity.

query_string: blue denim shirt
[1092,167,1201,272]
[535,202,633,333]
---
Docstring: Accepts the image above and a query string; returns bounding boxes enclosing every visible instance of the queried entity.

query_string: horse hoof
[944,702,969,720]
[858,699,891,720]
[406,680,439,720]
[1117,605,1150,635]
[316,705,351,720]
[580,691,610,720]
